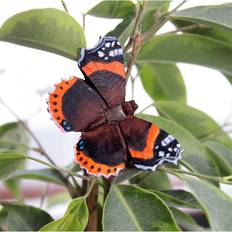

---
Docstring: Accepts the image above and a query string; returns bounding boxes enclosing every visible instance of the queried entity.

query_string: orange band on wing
[129,124,160,160]
[48,77,77,126]
[75,149,125,178]
[82,61,125,78]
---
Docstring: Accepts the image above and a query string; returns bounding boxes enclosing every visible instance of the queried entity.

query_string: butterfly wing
[48,76,107,132]
[75,124,127,177]
[78,36,126,107]
[119,116,182,170]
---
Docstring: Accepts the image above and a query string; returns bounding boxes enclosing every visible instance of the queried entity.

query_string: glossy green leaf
[112,168,143,184]
[141,1,170,33]
[205,141,232,175]
[0,153,26,179]
[87,1,135,18]
[150,189,200,209]
[0,122,29,152]
[2,203,53,231]
[171,4,232,46]
[0,8,86,60]
[110,17,136,46]
[130,170,171,191]
[170,207,204,231]
[183,176,232,230]
[6,168,66,185]
[41,197,88,231]
[137,114,218,176]
[137,33,232,75]
[155,101,232,149]
[103,185,179,231]
[138,64,186,102]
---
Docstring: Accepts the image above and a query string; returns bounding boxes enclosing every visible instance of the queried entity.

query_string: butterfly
[47,36,182,178]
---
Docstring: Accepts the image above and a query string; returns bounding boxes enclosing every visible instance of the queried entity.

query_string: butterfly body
[48,37,182,178]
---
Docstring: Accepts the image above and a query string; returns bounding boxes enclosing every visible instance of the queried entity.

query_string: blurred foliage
[0,0,232,231]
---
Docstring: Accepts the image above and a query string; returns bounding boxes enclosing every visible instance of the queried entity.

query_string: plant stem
[138,103,154,114]
[123,0,145,53]
[86,179,99,231]
[160,166,232,185]
[61,0,69,13]
[0,98,78,198]
[143,0,188,43]
[159,24,210,37]
[179,159,195,172]
[82,13,86,31]
[39,183,49,208]
[26,156,91,181]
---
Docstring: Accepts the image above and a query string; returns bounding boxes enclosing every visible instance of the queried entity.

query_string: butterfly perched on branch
[47,36,182,178]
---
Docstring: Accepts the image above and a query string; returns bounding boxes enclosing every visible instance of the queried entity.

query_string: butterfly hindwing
[75,124,127,177]
[119,116,182,170]
[78,37,126,107]
[48,76,107,132]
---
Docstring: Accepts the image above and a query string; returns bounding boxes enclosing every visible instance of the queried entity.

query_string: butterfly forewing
[48,77,107,132]
[78,37,126,107]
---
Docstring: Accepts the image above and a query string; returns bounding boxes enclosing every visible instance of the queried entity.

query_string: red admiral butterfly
[47,37,182,178]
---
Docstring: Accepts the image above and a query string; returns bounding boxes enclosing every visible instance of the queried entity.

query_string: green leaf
[155,101,232,149]
[183,176,232,231]
[205,141,232,176]
[0,207,7,229]
[0,122,29,152]
[0,153,26,179]
[1,203,53,231]
[87,0,135,18]
[0,8,86,60]
[103,185,179,231]
[130,170,172,191]
[6,168,66,185]
[150,189,200,209]
[138,64,186,102]
[141,1,170,33]
[170,207,204,231]
[4,179,23,202]
[112,168,143,184]
[40,197,88,231]
[107,17,136,46]
[137,114,218,177]
[171,4,232,47]
[137,33,232,75]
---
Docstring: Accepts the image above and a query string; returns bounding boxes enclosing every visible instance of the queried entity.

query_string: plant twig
[160,166,232,185]
[139,103,154,114]
[26,156,91,181]
[39,183,49,208]
[61,0,69,13]
[0,98,56,166]
[0,98,79,198]
[86,179,99,231]
[143,0,188,43]
[159,24,210,37]
[82,13,86,31]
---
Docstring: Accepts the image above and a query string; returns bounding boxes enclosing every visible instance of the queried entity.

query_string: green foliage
[6,168,67,185]
[103,185,179,231]
[40,197,88,231]
[0,153,26,179]
[183,176,232,230]
[0,8,86,60]
[0,1,232,231]
[1,203,53,231]
[137,33,232,75]
[138,64,186,102]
